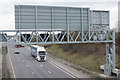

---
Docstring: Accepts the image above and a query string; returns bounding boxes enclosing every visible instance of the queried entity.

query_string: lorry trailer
[31,45,47,61]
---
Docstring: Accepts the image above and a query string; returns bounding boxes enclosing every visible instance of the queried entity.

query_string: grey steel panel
[53,13,66,16]
[37,13,51,16]
[83,14,88,16]
[19,16,36,19]
[38,9,51,12]
[18,6,35,10]
[18,26,35,29]
[69,8,80,12]
[38,17,51,19]
[69,17,81,20]
[69,25,81,31]
[20,12,35,16]
[54,26,66,30]
[54,23,67,26]
[54,17,66,20]
[38,19,51,21]
[16,20,35,22]
[38,23,51,25]
[19,9,35,12]
[69,14,80,17]
[53,7,66,10]
[15,5,90,31]
[38,26,51,29]
[18,22,36,24]
[53,14,66,17]
[54,20,66,23]
[15,18,35,24]
[90,10,109,27]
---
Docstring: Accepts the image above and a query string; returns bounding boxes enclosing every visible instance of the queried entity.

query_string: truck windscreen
[38,51,46,55]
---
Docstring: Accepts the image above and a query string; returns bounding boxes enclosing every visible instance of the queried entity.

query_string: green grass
[44,44,106,73]
[2,46,11,79]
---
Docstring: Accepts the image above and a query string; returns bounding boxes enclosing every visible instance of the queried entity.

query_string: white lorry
[31,45,47,61]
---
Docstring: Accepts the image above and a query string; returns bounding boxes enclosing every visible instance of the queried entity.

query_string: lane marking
[48,71,51,74]
[32,72,34,74]
[40,65,43,67]
[8,46,16,79]
[26,65,29,67]
[23,60,24,62]
[48,61,76,78]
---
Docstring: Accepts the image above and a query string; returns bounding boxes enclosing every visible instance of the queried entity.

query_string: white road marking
[48,61,76,78]
[32,72,34,74]
[48,71,51,74]
[40,65,43,67]
[8,47,16,79]
[23,60,24,62]
[26,65,29,67]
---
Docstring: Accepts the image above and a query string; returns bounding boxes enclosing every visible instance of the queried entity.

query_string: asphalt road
[7,45,76,78]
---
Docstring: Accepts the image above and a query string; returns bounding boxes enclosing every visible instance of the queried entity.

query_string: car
[20,44,25,47]
[15,45,21,48]
[20,42,25,47]
[15,50,20,54]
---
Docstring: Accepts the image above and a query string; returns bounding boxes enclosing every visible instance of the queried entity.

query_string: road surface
[8,45,76,78]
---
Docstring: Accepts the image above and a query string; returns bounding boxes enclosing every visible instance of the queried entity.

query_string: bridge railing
[0,29,115,45]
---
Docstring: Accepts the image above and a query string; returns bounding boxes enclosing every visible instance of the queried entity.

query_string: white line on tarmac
[48,71,51,74]
[48,61,76,78]
[23,60,24,62]
[32,72,34,74]
[26,65,29,67]
[40,65,43,67]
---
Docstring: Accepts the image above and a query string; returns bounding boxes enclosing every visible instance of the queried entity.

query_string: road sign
[15,5,90,31]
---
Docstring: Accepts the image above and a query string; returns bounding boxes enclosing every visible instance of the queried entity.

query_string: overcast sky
[0,0,119,30]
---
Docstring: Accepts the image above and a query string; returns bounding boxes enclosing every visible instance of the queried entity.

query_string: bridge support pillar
[104,31,116,76]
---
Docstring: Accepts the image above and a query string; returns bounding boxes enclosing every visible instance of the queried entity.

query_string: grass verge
[2,46,11,79]
[45,44,105,73]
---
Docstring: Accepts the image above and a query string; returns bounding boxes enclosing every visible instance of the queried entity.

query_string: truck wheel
[31,54,34,57]
[35,57,38,60]
[31,54,33,56]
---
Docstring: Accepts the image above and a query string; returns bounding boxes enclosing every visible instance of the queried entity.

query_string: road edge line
[48,60,76,78]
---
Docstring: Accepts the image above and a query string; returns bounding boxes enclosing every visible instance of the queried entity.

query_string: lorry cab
[31,45,47,62]
[36,48,47,61]
[38,51,46,60]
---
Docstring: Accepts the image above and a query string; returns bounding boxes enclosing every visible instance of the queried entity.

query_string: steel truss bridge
[0,29,116,76]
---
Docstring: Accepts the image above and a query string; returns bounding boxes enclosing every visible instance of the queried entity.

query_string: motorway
[8,45,77,78]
